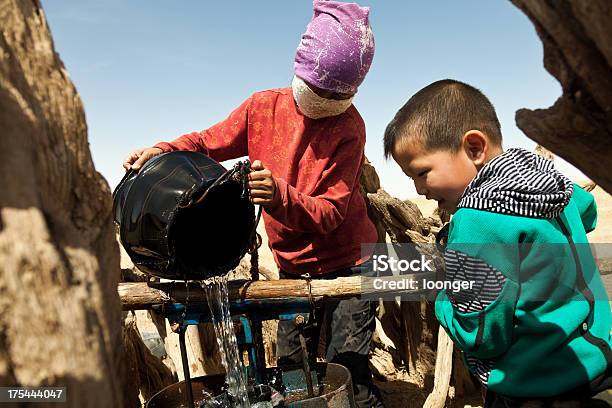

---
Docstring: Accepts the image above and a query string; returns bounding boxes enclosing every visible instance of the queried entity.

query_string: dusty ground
[586,185,612,244]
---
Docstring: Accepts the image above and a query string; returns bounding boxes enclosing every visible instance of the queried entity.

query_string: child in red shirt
[123,1,383,406]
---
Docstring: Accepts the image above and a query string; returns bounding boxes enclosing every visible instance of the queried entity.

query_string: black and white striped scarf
[457,148,573,218]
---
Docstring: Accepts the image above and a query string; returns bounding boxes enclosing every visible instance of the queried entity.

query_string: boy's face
[392,138,479,213]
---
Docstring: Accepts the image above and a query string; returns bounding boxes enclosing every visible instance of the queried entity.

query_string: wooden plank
[118,273,436,310]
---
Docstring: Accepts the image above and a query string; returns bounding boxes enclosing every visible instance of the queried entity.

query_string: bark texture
[361,158,479,407]
[362,159,443,403]
[0,1,127,406]
[512,0,612,194]
[123,313,175,403]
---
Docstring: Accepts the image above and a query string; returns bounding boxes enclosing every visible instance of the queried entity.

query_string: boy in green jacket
[384,79,611,407]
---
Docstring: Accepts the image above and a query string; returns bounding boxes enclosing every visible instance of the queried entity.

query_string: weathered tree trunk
[360,158,478,406]
[0,1,128,406]
[511,0,612,195]
[361,159,441,370]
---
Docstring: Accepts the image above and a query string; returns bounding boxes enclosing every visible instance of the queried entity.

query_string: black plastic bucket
[113,151,256,280]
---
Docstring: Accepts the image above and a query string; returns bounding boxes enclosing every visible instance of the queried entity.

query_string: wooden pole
[118,273,436,310]
[423,329,454,408]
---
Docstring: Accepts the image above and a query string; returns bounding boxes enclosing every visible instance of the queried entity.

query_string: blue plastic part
[153,298,314,386]
[153,299,312,326]
[236,315,262,384]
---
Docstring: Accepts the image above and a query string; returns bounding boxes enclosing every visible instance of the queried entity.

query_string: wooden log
[423,329,454,408]
[163,323,210,381]
[123,312,175,402]
[366,190,432,241]
[359,162,450,388]
[1,1,127,405]
[511,0,612,195]
[118,274,436,310]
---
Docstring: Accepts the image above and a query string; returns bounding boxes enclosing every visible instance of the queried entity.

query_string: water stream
[201,276,251,408]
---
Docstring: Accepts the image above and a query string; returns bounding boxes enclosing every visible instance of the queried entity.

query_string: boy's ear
[462,130,488,166]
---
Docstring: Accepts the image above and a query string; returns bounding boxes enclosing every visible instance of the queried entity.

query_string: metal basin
[283,362,355,408]
[145,363,355,408]
[145,375,225,408]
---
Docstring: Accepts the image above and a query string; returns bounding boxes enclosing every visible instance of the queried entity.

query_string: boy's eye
[417,170,429,177]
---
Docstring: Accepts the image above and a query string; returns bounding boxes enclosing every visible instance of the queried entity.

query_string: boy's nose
[415,182,428,197]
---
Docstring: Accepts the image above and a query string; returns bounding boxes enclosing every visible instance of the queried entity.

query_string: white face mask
[291,76,354,119]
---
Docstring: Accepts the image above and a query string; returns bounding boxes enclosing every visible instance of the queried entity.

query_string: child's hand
[123,147,163,171]
[248,160,279,208]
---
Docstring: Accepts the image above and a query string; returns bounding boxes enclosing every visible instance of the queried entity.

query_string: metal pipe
[296,315,315,399]
[178,328,195,408]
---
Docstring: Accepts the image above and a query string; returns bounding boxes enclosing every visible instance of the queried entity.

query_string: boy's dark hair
[383,79,502,158]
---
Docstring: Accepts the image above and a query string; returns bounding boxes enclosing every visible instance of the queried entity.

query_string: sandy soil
[585,185,612,243]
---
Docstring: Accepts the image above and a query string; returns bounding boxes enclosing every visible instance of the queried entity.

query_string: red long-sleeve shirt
[154,88,377,275]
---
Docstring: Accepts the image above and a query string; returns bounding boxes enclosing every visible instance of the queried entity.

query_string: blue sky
[41,0,581,199]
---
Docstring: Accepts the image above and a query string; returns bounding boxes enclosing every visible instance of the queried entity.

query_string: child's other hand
[123,147,163,171]
[248,160,279,208]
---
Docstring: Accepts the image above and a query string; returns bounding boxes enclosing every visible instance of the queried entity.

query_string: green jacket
[435,148,611,397]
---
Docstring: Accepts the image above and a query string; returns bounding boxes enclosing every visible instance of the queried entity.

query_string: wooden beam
[118,273,436,310]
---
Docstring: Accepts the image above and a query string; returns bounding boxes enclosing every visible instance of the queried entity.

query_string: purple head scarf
[294,0,375,95]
